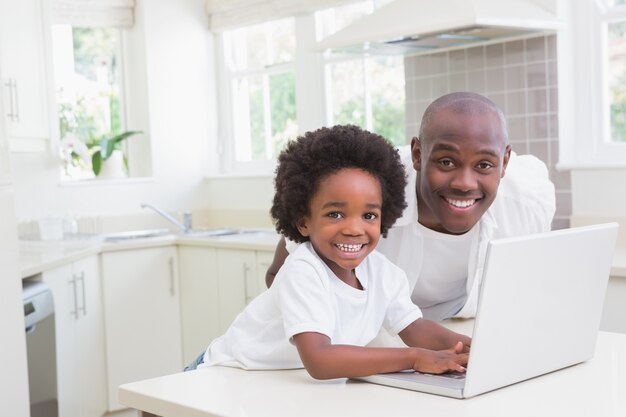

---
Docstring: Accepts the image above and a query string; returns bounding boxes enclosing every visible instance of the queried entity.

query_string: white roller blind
[206,0,358,31]
[51,0,135,28]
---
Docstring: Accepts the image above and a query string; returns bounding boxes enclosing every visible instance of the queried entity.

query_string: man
[266,92,556,321]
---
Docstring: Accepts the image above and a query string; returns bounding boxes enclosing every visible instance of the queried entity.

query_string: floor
[105,409,137,417]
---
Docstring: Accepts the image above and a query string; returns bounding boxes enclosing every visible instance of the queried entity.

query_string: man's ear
[500,144,512,178]
[410,137,422,171]
[296,217,310,237]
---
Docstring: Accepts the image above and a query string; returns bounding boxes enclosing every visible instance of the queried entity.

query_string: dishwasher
[23,280,58,417]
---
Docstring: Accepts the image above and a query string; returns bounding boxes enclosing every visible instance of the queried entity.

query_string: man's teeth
[335,243,363,252]
[446,198,476,208]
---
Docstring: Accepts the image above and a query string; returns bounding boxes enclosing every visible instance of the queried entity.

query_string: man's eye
[477,161,495,170]
[363,213,378,220]
[438,159,455,167]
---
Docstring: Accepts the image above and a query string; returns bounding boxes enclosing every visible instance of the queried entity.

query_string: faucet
[141,203,192,233]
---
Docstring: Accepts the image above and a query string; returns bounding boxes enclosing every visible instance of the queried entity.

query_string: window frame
[559,0,626,168]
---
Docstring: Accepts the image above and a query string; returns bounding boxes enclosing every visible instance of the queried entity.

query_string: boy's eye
[363,213,378,220]
[327,212,343,219]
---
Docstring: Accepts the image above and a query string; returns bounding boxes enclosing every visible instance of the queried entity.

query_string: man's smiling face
[412,106,511,235]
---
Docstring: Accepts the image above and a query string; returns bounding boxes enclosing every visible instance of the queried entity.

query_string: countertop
[119,330,626,417]
[19,230,281,279]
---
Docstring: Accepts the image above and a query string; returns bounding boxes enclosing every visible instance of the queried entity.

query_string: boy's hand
[412,342,468,374]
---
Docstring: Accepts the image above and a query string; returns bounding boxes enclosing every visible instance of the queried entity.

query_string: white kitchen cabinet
[42,255,107,417]
[178,246,275,363]
[178,245,220,364]
[101,245,183,412]
[0,0,50,150]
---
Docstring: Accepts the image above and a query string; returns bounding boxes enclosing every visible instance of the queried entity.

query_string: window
[562,0,626,167]
[52,25,126,180]
[217,1,406,174]
[222,18,297,171]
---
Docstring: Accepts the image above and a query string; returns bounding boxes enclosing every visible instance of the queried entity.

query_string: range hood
[315,0,561,55]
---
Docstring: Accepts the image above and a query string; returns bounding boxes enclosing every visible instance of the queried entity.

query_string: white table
[119,331,626,417]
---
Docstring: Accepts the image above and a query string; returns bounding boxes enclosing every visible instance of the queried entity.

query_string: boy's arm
[265,237,289,288]
[293,332,467,380]
[398,318,471,353]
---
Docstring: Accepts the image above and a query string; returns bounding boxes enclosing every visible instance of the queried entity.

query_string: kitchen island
[119,330,626,417]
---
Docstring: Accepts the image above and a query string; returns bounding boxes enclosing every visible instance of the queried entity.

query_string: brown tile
[504,40,525,65]
[548,113,559,139]
[404,56,415,80]
[429,53,448,74]
[412,56,430,77]
[405,100,419,126]
[505,65,526,90]
[448,49,467,73]
[529,114,549,138]
[466,45,485,70]
[550,168,572,190]
[547,61,558,86]
[506,91,527,115]
[413,78,432,100]
[527,62,548,88]
[488,93,506,112]
[485,67,505,92]
[551,217,570,230]
[546,35,557,60]
[431,75,449,97]
[510,141,529,154]
[549,87,559,112]
[555,191,572,217]
[527,88,548,113]
[507,116,528,140]
[449,72,467,91]
[467,70,486,92]
[416,100,432,123]
[525,36,546,62]
[486,43,505,67]
[529,139,549,163]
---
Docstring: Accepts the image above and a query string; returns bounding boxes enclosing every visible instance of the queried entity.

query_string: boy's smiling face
[297,168,382,285]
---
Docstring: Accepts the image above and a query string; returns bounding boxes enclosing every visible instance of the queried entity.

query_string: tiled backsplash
[404,35,569,230]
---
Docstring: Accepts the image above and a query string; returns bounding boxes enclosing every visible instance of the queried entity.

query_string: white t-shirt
[199,242,422,370]
[411,223,477,319]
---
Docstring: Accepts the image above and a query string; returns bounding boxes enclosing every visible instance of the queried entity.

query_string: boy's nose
[342,218,364,235]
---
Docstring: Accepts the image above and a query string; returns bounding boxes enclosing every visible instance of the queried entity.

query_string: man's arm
[265,237,289,288]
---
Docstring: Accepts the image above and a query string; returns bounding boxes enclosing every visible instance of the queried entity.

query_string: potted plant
[90,130,143,177]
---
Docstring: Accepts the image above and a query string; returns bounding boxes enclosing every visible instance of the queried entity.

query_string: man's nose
[450,167,478,192]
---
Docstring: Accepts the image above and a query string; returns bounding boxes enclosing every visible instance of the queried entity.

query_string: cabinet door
[255,251,274,297]
[101,246,183,411]
[178,246,220,364]
[42,256,107,417]
[0,0,49,145]
[216,248,257,333]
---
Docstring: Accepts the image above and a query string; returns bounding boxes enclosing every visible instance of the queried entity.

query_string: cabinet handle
[168,257,175,296]
[12,79,19,122]
[4,79,17,121]
[69,276,79,319]
[243,263,253,304]
[78,271,87,316]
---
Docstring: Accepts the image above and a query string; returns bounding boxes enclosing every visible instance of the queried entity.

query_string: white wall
[10,0,219,221]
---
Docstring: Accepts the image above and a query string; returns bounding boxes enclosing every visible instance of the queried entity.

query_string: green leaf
[92,151,102,176]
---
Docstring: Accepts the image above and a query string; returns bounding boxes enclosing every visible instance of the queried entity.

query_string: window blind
[205,0,358,31]
[51,0,135,28]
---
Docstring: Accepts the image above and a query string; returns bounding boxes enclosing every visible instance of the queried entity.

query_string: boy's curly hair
[271,125,407,243]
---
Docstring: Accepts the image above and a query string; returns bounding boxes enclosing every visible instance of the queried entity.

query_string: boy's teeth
[445,198,476,208]
[335,243,363,252]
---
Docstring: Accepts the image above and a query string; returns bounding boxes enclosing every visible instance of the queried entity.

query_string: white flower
[60,134,91,164]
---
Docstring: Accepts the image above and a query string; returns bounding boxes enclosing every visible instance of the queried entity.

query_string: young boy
[187,125,470,379]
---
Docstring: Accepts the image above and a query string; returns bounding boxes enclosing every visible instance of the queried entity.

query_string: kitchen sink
[103,228,172,241]
[182,228,240,237]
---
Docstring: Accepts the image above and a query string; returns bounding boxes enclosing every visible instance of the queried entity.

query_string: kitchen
[1,0,626,416]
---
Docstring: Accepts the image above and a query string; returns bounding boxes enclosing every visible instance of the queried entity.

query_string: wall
[10,0,218,227]
[404,35,569,230]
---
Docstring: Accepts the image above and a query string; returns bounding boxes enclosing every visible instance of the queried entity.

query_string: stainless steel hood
[315,0,562,55]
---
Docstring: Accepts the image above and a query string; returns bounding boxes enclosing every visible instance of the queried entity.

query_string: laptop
[354,223,619,398]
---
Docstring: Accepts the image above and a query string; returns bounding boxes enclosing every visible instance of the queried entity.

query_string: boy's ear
[296,217,310,237]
